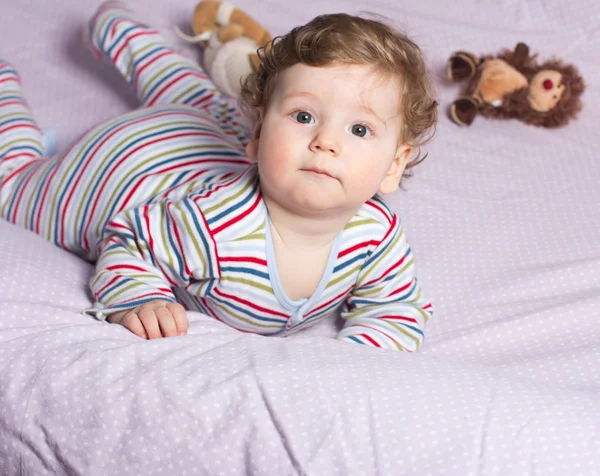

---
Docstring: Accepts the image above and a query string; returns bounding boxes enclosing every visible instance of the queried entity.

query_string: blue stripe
[72,114,210,244]
[333,251,367,273]
[207,179,259,224]
[185,88,210,106]
[105,148,241,224]
[132,208,157,268]
[28,161,58,231]
[144,65,188,101]
[129,45,165,85]
[0,116,37,129]
[210,293,287,324]
[347,335,365,345]
[183,198,215,278]
[3,163,37,222]
[401,324,424,336]
[106,23,139,57]
[220,266,269,280]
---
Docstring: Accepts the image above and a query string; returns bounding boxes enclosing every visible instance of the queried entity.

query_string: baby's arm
[338,216,432,351]
[91,196,218,338]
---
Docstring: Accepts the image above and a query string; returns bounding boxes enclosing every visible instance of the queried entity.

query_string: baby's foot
[87,1,151,60]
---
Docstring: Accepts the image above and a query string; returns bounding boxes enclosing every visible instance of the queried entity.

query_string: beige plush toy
[447,43,585,128]
[175,1,272,99]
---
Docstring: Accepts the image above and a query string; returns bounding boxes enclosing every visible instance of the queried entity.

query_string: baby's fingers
[138,307,162,339]
[122,312,149,339]
[155,306,178,338]
[167,302,188,335]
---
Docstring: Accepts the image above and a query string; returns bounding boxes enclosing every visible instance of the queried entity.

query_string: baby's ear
[378,145,412,194]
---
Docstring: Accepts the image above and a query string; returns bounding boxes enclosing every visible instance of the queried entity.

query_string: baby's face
[247,63,410,218]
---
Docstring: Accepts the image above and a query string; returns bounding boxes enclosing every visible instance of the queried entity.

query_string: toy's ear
[191,1,220,35]
[248,53,261,71]
[513,42,530,64]
[378,145,412,194]
[447,51,478,82]
[449,97,480,127]
[229,5,272,47]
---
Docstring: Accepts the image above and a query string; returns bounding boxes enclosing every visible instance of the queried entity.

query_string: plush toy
[175,1,271,99]
[447,42,585,128]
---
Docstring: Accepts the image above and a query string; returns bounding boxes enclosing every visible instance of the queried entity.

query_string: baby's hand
[107,300,188,339]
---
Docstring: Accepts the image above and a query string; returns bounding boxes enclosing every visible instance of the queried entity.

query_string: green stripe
[221,276,274,295]
[355,230,403,288]
[89,119,217,236]
[203,177,254,216]
[179,204,208,274]
[326,263,362,289]
[210,300,281,329]
[344,217,378,230]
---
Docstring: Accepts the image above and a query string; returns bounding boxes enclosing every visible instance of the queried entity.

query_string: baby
[0,2,437,351]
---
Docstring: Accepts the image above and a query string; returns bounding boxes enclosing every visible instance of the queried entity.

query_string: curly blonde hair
[239,13,438,181]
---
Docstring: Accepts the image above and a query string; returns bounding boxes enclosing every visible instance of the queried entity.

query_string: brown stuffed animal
[447,42,585,128]
[175,1,271,98]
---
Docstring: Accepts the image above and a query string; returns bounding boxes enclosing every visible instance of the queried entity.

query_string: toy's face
[528,70,565,112]
[246,63,411,219]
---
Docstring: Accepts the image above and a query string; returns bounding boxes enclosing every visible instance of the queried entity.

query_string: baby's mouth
[301,167,335,179]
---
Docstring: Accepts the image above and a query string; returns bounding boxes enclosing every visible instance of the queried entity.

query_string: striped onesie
[0,2,432,351]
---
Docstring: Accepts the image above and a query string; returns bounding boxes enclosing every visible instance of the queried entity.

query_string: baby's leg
[0,61,48,228]
[88,1,251,146]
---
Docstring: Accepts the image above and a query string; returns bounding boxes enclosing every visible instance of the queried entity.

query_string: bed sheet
[1,0,599,474]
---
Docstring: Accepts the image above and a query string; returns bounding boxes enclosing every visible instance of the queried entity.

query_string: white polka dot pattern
[1,219,598,474]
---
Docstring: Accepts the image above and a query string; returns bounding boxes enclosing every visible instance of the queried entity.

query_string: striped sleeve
[337,215,433,352]
[88,196,219,319]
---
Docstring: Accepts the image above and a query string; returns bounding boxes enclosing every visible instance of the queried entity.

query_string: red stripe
[116,290,174,305]
[0,77,20,86]
[142,205,173,284]
[378,315,418,324]
[118,156,248,210]
[212,192,261,235]
[365,200,392,224]
[305,284,353,317]
[338,239,379,258]
[113,28,159,63]
[200,298,259,334]
[0,123,38,136]
[166,202,192,277]
[132,50,174,93]
[361,257,404,288]
[34,136,83,235]
[197,202,221,278]
[106,264,147,272]
[58,111,181,246]
[74,110,208,248]
[0,100,27,108]
[355,323,402,347]
[7,161,39,223]
[1,157,39,184]
[192,93,216,108]
[147,70,201,106]
[213,287,288,317]
[95,275,120,297]
[220,256,267,266]
[388,278,413,297]
[357,333,381,347]
[0,152,38,165]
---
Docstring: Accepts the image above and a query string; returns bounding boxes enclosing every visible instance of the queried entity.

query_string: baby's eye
[350,124,371,138]
[292,111,314,124]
